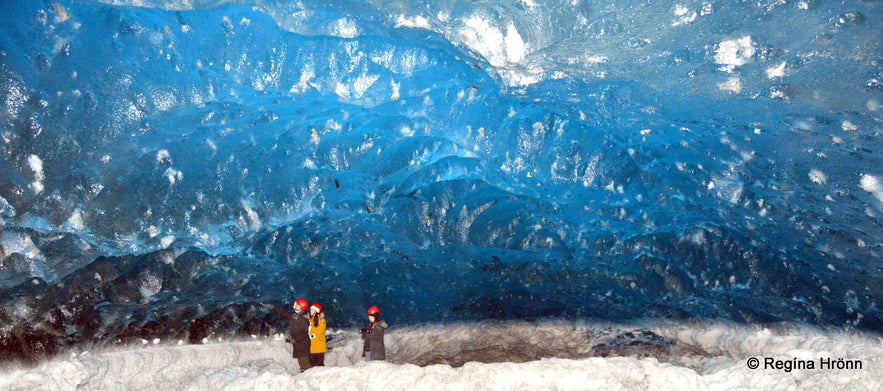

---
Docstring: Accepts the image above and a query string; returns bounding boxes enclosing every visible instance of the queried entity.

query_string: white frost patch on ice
[499,67,543,87]
[156,149,171,164]
[160,235,176,248]
[672,4,698,26]
[718,76,742,93]
[808,169,827,185]
[860,174,883,203]
[688,230,707,246]
[164,167,183,186]
[766,61,787,78]
[332,18,358,39]
[240,199,262,231]
[390,80,400,101]
[709,172,743,204]
[138,271,162,300]
[0,195,16,220]
[351,72,380,100]
[503,24,527,65]
[27,154,45,195]
[290,66,315,94]
[67,209,86,231]
[400,126,415,137]
[715,36,754,72]
[0,322,880,391]
[0,230,43,260]
[151,89,178,112]
[459,15,526,67]
[394,15,431,29]
[520,0,538,9]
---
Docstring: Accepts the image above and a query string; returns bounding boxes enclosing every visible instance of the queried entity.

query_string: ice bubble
[833,11,865,29]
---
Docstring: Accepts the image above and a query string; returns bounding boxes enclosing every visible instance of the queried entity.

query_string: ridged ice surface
[0,0,881,369]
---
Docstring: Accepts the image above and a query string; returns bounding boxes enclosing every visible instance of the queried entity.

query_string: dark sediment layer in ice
[3,222,880,364]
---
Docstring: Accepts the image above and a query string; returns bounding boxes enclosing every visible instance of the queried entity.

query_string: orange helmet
[293,298,309,312]
[310,303,323,313]
[367,305,380,315]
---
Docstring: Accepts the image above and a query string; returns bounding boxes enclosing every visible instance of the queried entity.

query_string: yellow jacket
[309,316,327,353]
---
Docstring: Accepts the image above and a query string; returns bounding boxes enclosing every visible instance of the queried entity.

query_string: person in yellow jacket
[308,303,327,367]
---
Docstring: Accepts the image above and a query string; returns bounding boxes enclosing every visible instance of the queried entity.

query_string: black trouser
[309,353,325,367]
[296,356,312,372]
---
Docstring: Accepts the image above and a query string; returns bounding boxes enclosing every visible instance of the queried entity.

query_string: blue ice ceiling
[0,0,881,361]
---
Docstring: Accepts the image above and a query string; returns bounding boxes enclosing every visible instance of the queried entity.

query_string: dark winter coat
[362,319,388,360]
[268,305,311,358]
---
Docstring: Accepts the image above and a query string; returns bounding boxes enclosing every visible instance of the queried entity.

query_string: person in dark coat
[263,298,312,371]
[360,305,387,361]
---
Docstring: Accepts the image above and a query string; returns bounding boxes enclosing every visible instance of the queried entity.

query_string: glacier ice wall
[0,0,881,362]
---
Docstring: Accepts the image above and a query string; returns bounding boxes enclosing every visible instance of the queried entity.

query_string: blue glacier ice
[0,0,881,364]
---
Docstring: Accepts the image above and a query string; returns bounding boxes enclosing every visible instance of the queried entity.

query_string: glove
[359,328,367,334]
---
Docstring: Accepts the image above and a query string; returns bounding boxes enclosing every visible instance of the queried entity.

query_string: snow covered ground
[1,321,880,390]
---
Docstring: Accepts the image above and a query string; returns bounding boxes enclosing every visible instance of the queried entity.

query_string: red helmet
[367,305,380,315]
[310,303,323,313]
[293,298,309,312]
